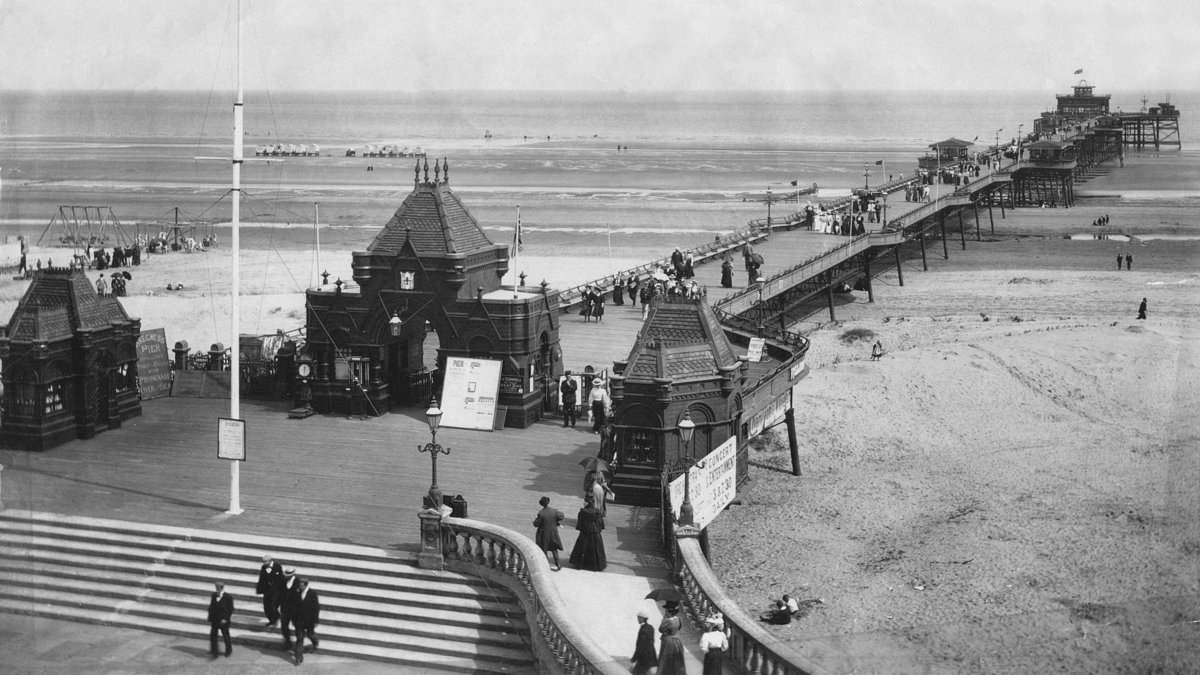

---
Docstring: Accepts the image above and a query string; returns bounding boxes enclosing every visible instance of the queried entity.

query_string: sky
[1,0,1197,93]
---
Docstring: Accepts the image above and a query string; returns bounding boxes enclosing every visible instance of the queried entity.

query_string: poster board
[217,417,246,461]
[135,328,172,400]
[440,357,502,431]
[668,436,738,530]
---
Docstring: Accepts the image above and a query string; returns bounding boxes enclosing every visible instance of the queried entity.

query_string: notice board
[136,328,172,400]
[439,357,502,431]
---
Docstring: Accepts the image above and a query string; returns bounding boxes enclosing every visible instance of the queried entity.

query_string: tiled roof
[622,298,739,382]
[5,268,133,343]
[368,182,495,257]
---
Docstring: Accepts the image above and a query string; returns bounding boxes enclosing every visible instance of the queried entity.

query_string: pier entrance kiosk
[303,160,563,427]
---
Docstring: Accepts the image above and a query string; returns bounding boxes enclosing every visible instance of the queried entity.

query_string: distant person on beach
[1116,254,1122,270]
[1126,254,1133,271]
[871,340,884,361]
[1138,298,1147,320]
[17,236,27,275]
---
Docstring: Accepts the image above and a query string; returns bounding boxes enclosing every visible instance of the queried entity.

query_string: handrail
[675,532,831,675]
[439,517,627,675]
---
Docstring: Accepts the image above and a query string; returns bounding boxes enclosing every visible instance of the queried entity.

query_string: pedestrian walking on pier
[700,614,730,675]
[533,496,564,571]
[560,372,578,427]
[657,602,687,675]
[279,567,300,649]
[627,276,640,306]
[255,554,284,627]
[1138,297,1147,320]
[207,581,234,658]
[291,578,320,665]
[720,256,733,288]
[569,494,607,571]
[630,610,658,675]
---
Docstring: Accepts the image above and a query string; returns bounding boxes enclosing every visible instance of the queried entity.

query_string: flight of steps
[0,511,535,673]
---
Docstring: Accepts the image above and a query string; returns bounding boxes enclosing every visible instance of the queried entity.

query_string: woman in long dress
[568,495,606,571]
[657,602,686,675]
[720,256,733,288]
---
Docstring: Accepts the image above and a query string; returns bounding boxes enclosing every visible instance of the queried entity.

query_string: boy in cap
[207,581,234,658]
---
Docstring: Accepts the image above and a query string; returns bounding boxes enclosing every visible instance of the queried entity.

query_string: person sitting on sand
[871,340,884,361]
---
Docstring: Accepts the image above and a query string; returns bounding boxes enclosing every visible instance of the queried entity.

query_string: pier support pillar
[894,245,904,287]
[864,257,874,303]
[825,272,836,322]
[959,209,967,250]
[987,201,995,233]
[973,203,981,241]
[919,234,928,271]
[785,406,801,477]
[940,213,949,260]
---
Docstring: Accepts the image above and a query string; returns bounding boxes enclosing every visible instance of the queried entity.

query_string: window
[44,381,66,415]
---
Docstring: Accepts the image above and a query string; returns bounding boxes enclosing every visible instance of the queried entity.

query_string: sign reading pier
[439,357,502,431]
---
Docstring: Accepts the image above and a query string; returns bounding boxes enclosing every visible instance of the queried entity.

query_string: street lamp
[765,186,772,231]
[419,397,451,509]
[1016,124,1024,166]
[388,311,403,337]
[673,411,703,527]
[863,162,870,190]
[994,128,1003,170]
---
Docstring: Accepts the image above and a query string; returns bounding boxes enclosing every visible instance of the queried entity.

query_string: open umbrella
[750,252,764,265]
[645,587,686,603]
[578,457,611,475]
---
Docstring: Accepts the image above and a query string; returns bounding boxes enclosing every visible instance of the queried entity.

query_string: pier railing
[440,517,626,675]
[674,530,830,675]
[556,225,768,311]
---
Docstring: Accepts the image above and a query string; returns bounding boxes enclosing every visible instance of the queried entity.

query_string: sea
[2,89,1197,264]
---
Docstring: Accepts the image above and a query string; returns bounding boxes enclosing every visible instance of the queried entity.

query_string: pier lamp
[672,411,704,527]
[418,397,452,509]
[994,129,1003,168]
[766,186,773,230]
[388,312,403,337]
[863,162,870,190]
[1016,124,1024,166]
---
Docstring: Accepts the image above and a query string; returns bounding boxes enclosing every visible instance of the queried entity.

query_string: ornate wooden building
[302,159,563,427]
[608,295,747,505]
[0,266,142,451]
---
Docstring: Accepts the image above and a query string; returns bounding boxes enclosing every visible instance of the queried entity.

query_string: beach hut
[0,266,142,451]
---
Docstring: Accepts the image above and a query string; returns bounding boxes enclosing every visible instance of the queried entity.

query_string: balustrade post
[417,503,450,570]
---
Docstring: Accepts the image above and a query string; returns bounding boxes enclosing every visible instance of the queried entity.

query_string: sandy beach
[2,139,1199,673]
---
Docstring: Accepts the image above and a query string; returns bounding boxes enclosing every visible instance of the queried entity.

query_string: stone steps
[0,511,536,672]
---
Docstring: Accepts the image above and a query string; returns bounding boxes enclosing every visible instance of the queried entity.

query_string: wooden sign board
[746,337,766,363]
[668,436,738,530]
[136,328,172,400]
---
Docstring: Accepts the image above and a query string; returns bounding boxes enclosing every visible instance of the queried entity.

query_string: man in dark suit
[207,581,234,658]
[292,578,321,664]
[279,567,300,650]
[255,554,284,627]
[560,372,578,427]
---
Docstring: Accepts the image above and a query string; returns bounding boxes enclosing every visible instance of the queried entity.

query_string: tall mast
[228,0,244,515]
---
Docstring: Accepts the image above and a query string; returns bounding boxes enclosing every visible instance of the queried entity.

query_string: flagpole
[512,205,520,298]
[228,0,243,515]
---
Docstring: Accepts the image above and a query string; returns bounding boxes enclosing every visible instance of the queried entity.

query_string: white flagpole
[313,203,320,288]
[228,0,244,515]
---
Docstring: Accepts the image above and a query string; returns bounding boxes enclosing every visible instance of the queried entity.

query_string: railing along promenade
[439,517,627,675]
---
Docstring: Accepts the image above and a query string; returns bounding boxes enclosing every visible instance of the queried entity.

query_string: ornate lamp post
[994,128,1003,167]
[418,397,451,509]
[673,411,702,527]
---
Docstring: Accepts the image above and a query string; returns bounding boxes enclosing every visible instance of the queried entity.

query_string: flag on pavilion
[512,206,523,252]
